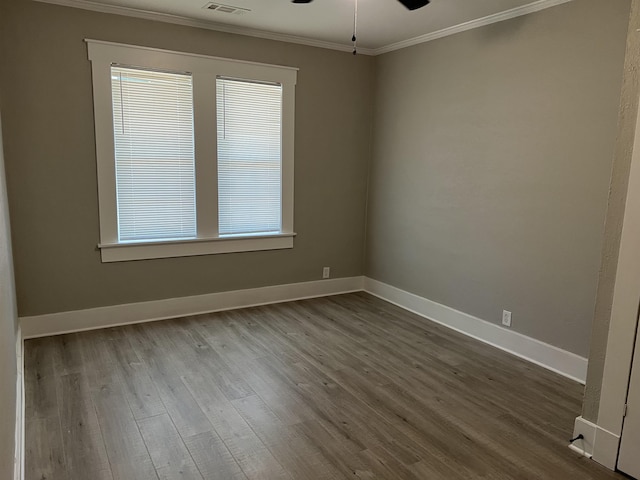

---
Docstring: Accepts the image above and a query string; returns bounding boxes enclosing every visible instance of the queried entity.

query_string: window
[216,78,282,236]
[87,40,297,262]
[111,67,196,242]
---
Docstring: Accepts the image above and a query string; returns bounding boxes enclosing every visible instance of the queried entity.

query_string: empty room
[2,0,640,478]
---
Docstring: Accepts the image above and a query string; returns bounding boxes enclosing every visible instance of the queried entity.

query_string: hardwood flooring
[24,292,623,479]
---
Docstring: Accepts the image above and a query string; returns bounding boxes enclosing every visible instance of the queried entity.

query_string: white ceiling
[43,0,570,53]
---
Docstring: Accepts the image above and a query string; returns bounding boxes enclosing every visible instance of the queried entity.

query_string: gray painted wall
[0,0,636,439]
[0,111,18,479]
[0,0,374,317]
[582,0,640,423]
[365,0,630,357]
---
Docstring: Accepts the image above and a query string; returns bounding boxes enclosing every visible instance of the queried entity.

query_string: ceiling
[42,0,570,53]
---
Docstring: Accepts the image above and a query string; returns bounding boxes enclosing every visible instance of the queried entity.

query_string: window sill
[98,232,296,262]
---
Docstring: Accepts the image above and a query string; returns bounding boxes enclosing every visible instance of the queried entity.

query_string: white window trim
[86,39,297,262]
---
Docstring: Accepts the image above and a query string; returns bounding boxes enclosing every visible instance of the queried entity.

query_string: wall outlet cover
[502,310,512,327]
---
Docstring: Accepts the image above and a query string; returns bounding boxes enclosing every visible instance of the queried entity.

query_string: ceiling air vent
[203,3,250,15]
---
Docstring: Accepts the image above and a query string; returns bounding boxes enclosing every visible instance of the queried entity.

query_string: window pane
[111,66,196,242]
[216,78,282,236]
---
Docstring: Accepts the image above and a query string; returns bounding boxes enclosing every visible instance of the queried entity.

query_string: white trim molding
[14,326,24,480]
[99,234,296,262]
[570,416,597,458]
[87,39,298,262]
[20,276,365,338]
[373,0,573,55]
[364,278,588,383]
[32,0,570,57]
[585,49,640,473]
[22,276,589,385]
[569,416,620,469]
[33,0,376,55]
[592,426,621,470]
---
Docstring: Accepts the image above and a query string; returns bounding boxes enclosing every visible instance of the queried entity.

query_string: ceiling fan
[292,0,430,11]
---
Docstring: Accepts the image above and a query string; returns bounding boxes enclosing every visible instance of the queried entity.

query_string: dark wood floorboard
[25,292,624,479]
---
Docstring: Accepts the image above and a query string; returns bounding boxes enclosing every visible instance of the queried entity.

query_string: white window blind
[111,66,196,242]
[216,78,283,236]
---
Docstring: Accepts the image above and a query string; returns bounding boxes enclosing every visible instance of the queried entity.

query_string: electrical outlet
[502,310,512,327]
[322,267,330,279]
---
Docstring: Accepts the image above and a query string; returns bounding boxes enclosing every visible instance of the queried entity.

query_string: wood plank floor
[25,292,624,480]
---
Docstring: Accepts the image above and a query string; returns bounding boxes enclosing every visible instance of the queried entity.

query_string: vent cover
[203,3,250,14]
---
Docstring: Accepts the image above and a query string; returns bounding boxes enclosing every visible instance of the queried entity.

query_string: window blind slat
[111,67,196,242]
[216,78,283,236]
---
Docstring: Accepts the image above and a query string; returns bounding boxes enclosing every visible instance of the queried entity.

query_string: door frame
[592,87,640,470]
[617,314,640,476]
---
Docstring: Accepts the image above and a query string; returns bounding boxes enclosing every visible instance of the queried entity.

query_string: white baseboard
[363,278,588,384]
[570,416,620,470]
[20,276,365,339]
[21,275,588,386]
[14,325,24,480]
[592,425,620,471]
[570,416,596,458]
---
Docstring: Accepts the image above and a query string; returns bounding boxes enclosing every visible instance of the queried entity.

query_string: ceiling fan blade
[397,0,430,10]
[292,0,313,3]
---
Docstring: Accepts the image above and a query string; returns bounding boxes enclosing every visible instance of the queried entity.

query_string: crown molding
[372,0,573,55]
[33,0,572,57]
[32,0,376,56]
